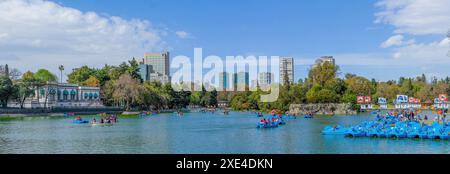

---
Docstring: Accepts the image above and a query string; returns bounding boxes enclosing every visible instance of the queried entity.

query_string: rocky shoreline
[289,103,357,115]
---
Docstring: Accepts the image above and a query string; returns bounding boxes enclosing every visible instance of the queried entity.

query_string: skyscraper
[138,64,152,81]
[280,57,294,85]
[143,52,170,76]
[313,56,335,68]
[139,52,170,83]
[218,72,230,91]
[234,72,249,91]
[258,72,273,88]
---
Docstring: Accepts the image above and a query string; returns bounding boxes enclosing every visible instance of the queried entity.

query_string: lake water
[0,111,449,154]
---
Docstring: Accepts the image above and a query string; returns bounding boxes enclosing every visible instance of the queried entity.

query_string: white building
[258,72,273,89]
[279,57,294,85]
[313,56,335,68]
[20,82,103,108]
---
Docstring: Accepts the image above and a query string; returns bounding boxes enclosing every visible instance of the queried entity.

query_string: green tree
[83,75,100,87]
[399,78,414,96]
[308,62,339,86]
[34,69,57,108]
[306,85,322,103]
[113,74,143,111]
[316,89,339,103]
[15,71,37,108]
[67,66,95,85]
[127,58,142,81]
[374,82,399,101]
[34,69,57,82]
[100,80,115,106]
[0,76,15,108]
[208,89,218,107]
[345,75,373,95]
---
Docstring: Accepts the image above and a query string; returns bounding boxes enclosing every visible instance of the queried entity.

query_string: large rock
[289,103,356,115]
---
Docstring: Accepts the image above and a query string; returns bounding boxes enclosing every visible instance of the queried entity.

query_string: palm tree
[58,65,64,83]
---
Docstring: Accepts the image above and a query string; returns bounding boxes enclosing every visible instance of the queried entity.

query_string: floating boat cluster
[256,115,288,128]
[322,115,450,140]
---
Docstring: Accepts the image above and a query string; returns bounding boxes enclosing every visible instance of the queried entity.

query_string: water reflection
[0,112,450,154]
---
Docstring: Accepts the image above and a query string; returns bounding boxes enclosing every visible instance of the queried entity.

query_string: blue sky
[54,0,383,52]
[1,0,450,82]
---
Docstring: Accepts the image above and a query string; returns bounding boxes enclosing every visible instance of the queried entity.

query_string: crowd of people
[376,109,448,123]
[259,112,285,125]
[91,115,118,124]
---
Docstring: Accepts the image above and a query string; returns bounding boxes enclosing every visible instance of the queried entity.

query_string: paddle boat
[73,119,89,124]
[304,115,314,119]
[393,127,408,138]
[375,128,388,138]
[385,127,397,138]
[438,127,450,140]
[257,121,279,129]
[345,126,366,137]
[276,119,286,125]
[367,127,381,137]
[406,126,421,139]
[322,125,348,135]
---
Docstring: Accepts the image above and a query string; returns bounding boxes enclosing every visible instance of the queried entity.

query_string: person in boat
[92,118,97,124]
[100,118,104,124]
[260,119,266,125]
[75,116,82,121]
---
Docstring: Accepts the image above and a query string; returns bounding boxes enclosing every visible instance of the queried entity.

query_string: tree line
[0,64,57,108]
[0,60,218,110]
[228,62,450,112]
[3,60,450,112]
[51,59,218,111]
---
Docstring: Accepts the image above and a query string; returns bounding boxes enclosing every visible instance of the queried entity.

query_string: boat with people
[73,117,89,124]
[323,109,450,140]
[304,112,314,119]
[257,121,279,128]
[256,112,264,117]
[256,110,288,129]
[322,125,348,135]
[304,115,314,119]
[89,115,118,127]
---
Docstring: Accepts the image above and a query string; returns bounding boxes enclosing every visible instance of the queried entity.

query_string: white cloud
[175,31,190,39]
[381,34,415,48]
[375,0,450,65]
[381,35,404,48]
[0,0,166,74]
[375,0,450,35]
[391,38,450,63]
[0,33,8,39]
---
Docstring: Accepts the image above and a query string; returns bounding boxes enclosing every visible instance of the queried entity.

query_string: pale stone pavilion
[23,82,103,108]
